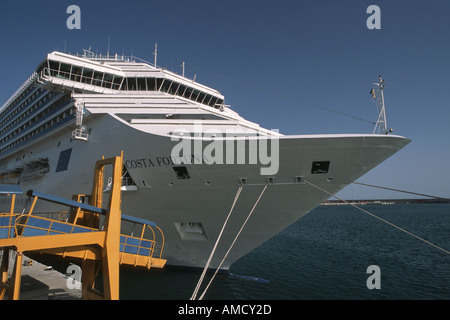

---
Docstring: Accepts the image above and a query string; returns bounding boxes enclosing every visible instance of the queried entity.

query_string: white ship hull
[0,51,410,270]
[0,113,409,269]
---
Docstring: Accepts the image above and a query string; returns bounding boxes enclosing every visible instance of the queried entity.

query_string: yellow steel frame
[0,152,166,300]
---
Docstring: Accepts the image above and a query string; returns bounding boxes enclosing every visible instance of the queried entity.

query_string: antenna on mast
[153,43,158,67]
[182,61,185,77]
[370,75,393,135]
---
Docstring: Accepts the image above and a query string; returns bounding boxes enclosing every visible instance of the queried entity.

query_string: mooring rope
[305,180,450,256]
[198,185,268,300]
[190,186,243,300]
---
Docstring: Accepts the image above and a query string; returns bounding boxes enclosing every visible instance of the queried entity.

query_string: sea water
[120,203,450,300]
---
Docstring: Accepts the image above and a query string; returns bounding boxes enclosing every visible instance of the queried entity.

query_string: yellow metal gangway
[0,153,166,300]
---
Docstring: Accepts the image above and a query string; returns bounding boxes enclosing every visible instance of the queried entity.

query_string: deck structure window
[137,77,147,91]
[190,89,200,101]
[156,78,165,92]
[146,78,157,91]
[183,87,193,99]
[59,63,71,80]
[70,66,83,82]
[92,71,104,87]
[175,84,187,97]
[102,73,114,89]
[49,60,60,77]
[113,76,123,90]
[81,68,94,84]
[113,75,224,108]
[197,91,206,103]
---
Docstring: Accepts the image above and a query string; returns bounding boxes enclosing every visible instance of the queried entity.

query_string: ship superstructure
[0,50,410,269]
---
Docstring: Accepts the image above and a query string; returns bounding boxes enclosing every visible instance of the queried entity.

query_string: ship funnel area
[370,75,393,135]
[0,153,166,300]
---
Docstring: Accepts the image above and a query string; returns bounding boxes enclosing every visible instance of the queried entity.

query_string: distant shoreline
[322,198,450,205]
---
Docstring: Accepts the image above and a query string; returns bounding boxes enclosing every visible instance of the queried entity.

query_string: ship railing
[75,50,155,66]
[13,213,99,238]
[8,213,166,259]
[120,225,166,263]
[0,192,166,266]
[0,213,17,239]
[120,214,166,260]
[0,72,38,113]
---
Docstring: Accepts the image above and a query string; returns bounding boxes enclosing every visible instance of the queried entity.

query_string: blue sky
[0,0,449,199]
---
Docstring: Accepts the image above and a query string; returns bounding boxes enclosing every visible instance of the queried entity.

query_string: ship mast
[371,75,392,134]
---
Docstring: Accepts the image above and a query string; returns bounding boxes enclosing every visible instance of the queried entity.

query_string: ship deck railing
[1,153,163,300]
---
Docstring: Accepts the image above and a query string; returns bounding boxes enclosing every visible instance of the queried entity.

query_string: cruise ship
[0,50,410,270]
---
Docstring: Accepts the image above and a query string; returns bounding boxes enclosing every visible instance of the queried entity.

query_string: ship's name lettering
[125,154,203,169]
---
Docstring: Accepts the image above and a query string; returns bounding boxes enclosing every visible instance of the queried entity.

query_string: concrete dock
[2,251,81,300]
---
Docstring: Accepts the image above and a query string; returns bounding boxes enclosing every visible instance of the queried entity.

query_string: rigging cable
[190,186,243,300]
[304,180,450,256]
[149,48,375,125]
[198,185,268,300]
[185,62,376,125]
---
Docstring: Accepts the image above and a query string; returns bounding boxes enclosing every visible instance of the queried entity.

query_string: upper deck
[35,51,225,108]
[0,50,280,163]
[0,51,229,157]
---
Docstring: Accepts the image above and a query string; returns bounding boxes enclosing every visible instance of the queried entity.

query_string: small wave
[229,272,270,284]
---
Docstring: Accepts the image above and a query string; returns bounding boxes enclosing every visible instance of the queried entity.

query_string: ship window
[190,89,200,101]
[311,161,330,174]
[146,78,156,91]
[172,82,181,95]
[49,60,60,76]
[59,63,71,79]
[156,78,164,91]
[102,73,114,88]
[125,77,135,90]
[183,87,193,99]
[70,66,82,82]
[160,80,172,93]
[137,77,147,91]
[122,78,129,91]
[210,97,219,108]
[113,76,123,90]
[197,91,206,103]
[81,68,93,84]
[93,71,104,87]
[176,84,187,97]
[173,166,190,179]
[167,81,176,94]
